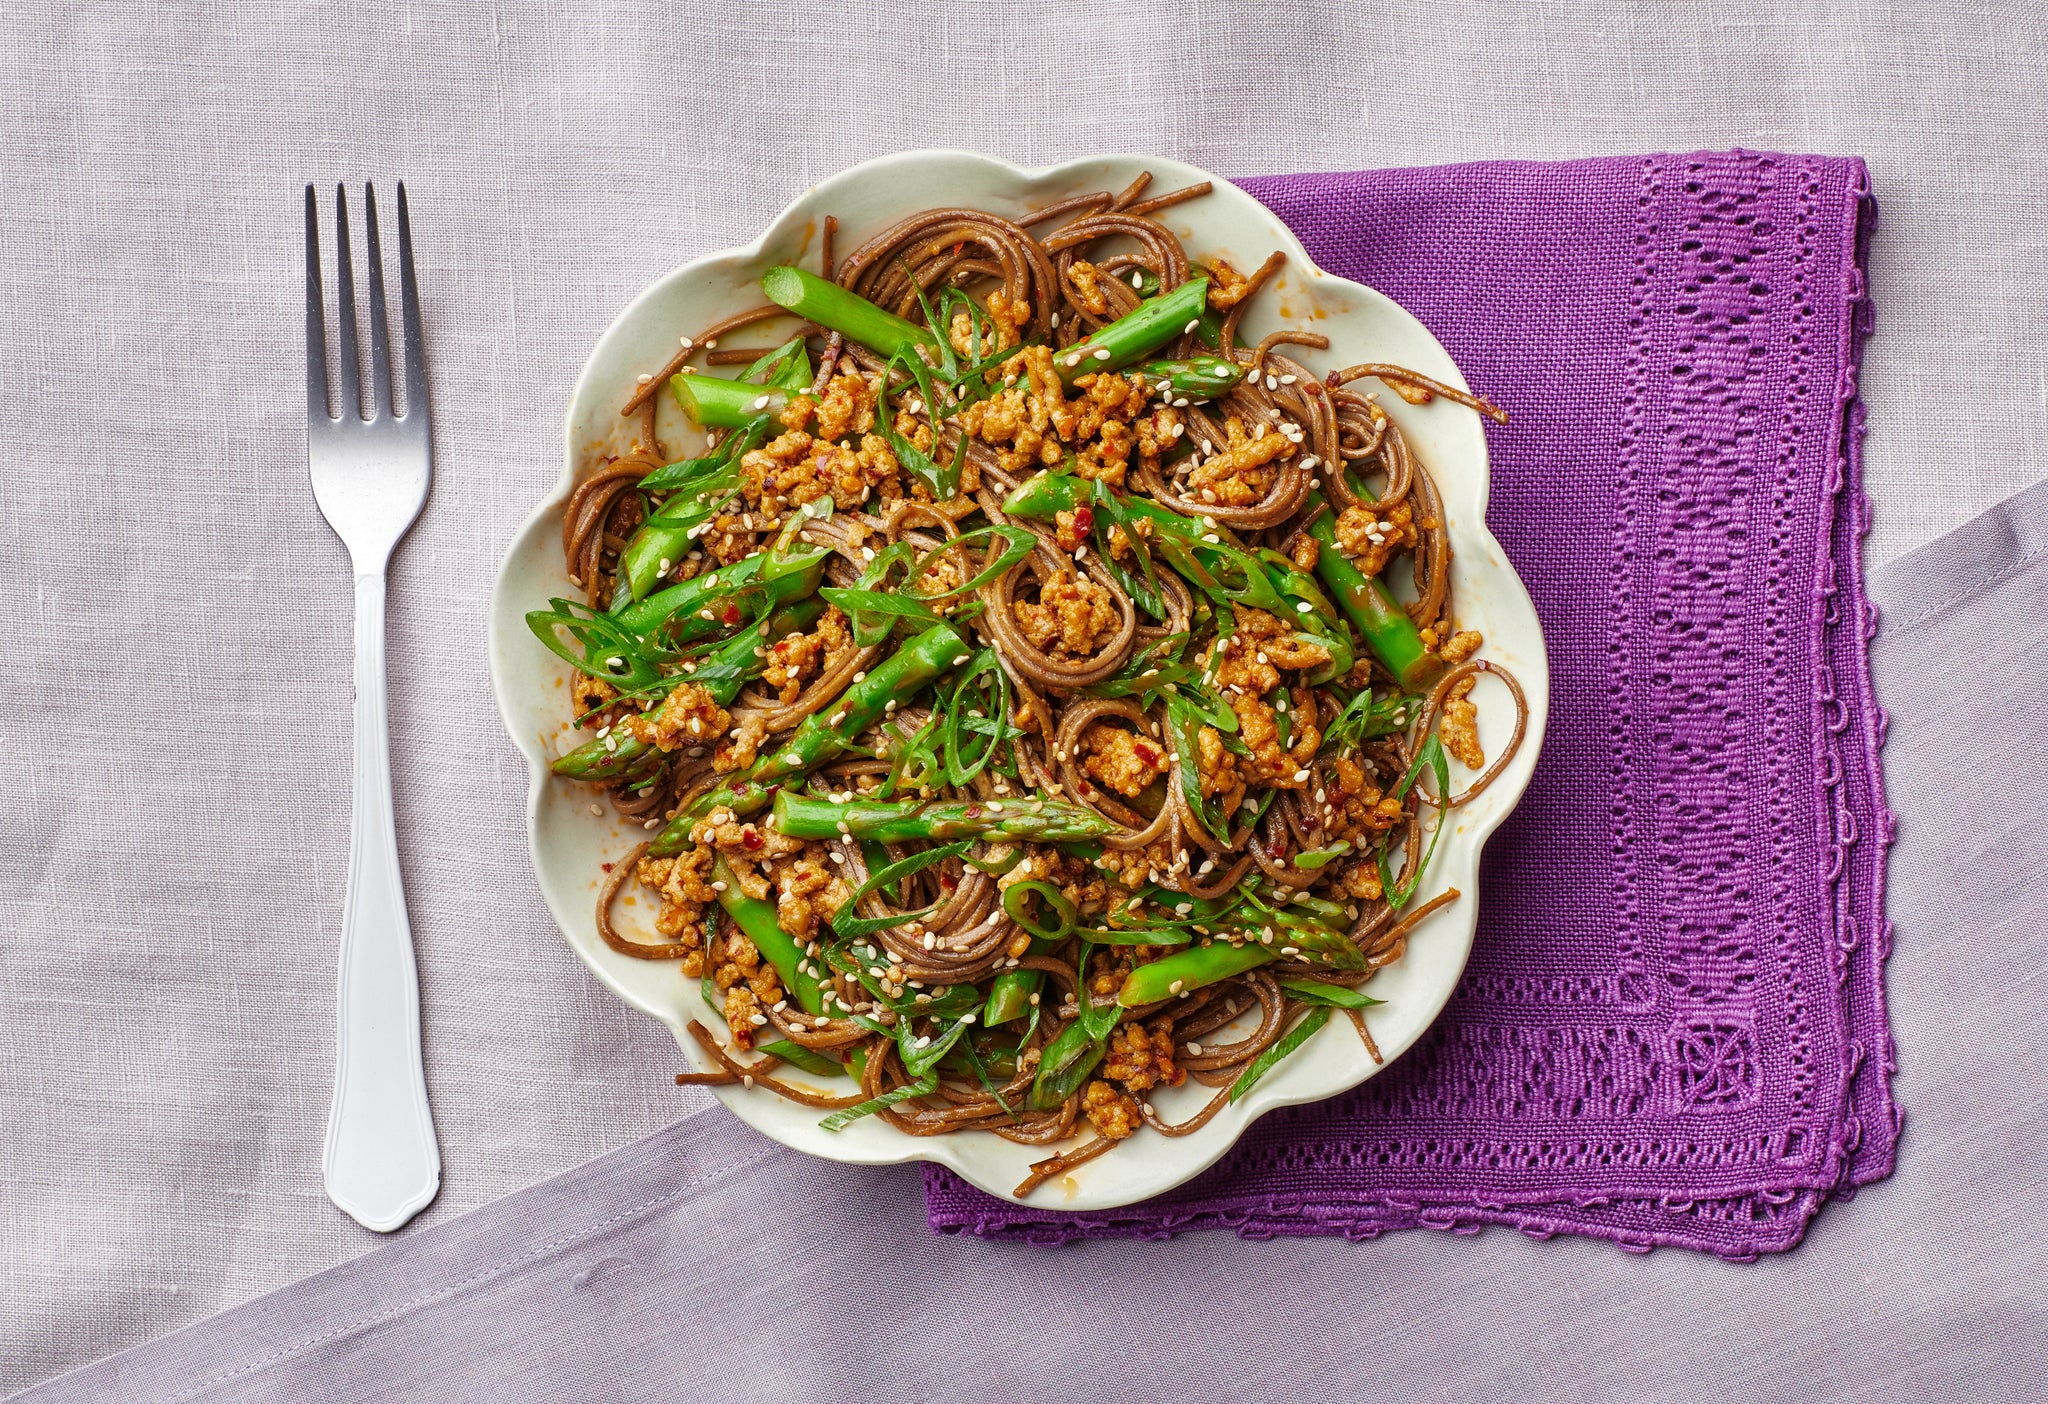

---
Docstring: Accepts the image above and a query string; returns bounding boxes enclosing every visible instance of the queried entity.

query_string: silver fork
[304,182,440,1233]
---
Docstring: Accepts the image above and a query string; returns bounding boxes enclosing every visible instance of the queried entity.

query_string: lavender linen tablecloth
[927,153,1897,1251]
[15,472,2047,1402]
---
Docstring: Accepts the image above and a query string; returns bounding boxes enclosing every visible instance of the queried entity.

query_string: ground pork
[1206,607,1330,697]
[777,371,878,443]
[622,681,730,752]
[1326,755,1404,844]
[1083,1079,1142,1138]
[633,844,717,975]
[1196,725,1246,817]
[958,346,1150,480]
[713,713,769,773]
[1440,675,1484,769]
[1182,413,1295,507]
[1233,689,1319,790]
[1204,257,1253,309]
[1333,500,1419,577]
[1012,572,1121,658]
[761,605,853,704]
[1438,628,1483,664]
[1064,259,1112,317]
[765,850,853,945]
[1077,722,1170,798]
[1103,1015,1183,1093]
[738,423,904,514]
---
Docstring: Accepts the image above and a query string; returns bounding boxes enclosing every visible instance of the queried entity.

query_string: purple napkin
[925,151,1896,1256]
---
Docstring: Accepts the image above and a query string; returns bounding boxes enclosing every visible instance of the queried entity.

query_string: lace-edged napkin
[925,151,1897,1257]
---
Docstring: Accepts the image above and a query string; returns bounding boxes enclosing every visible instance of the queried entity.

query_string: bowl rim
[487,148,1550,1209]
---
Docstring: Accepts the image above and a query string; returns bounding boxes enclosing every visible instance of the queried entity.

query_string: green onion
[1227,1006,1332,1102]
[1002,880,1077,942]
[819,1071,939,1131]
[1276,979,1383,1010]
[756,1039,849,1077]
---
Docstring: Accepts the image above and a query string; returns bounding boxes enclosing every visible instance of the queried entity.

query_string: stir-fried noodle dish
[536,172,1528,1195]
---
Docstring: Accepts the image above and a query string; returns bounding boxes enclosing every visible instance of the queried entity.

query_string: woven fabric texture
[925,152,1898,1253]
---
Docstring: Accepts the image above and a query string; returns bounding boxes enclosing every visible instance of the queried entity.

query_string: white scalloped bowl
[488,151,1549,1210]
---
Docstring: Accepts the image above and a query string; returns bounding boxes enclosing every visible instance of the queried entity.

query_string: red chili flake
[1302,812,1321,830]
[1324,370,1343,389]
[721,602,741,625]
[1072,506,1094,534]
[963,804,982,819]
[741,827,764,851]
[1304,378,1325,397]
[952,241,965,256]
[1132,742,1160,766]
[601,862,615,873]
[939,873,956,890]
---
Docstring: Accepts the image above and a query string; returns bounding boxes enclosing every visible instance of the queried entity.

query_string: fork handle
[322,569,441,1232]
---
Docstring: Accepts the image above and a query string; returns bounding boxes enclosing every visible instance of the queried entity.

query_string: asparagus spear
[771,793,1117,844]
[1117,941,1275,1007]
[759,266,936,362]
[613,545,828,639]
[1132,355,1244,399]
[1301,490,1443,691]
[710,855,827,1016]
[647,621,969,855]
[670,373,788,430]
[1051,278,1209,385]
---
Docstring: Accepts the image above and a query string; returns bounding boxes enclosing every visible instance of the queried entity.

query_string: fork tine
[304,185,331,424]
[362,184,395,422]
[333,184,361,420]
[396,183,427,423]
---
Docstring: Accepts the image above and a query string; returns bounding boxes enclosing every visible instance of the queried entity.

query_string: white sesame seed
[588,804,603,816]
[829,711,847,725]
[751,395,771,410]
[1280,374,1297,385]
[1188,1041,1205,1055]
[1297,601,1313,613]
[952,654,970,665]
[742,1074,755,1089]
[1092,347,1111,361]
[922,933,936,949]
[829,850,845,864]
[1183,319,1199,334]
[636,372,652,383]
[679,336,694,349]
[836,821,850,834]
[1065,353,1082,367]
[1265,374,1279,390]
[1293,768,1311,782]
[1029,993,1041,1006]
[748,1013,768,1027]
[710,880,727,892]
[1169,979,1185,994]
[1172,396,1189,408]
[1050,313,1060,329]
